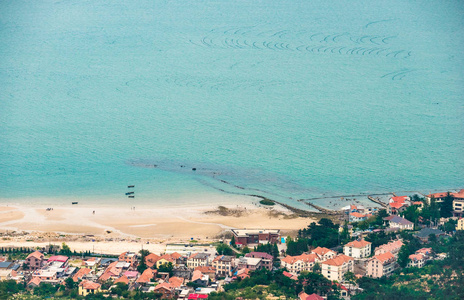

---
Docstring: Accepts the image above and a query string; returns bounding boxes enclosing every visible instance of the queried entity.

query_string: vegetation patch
[259,199,275,206]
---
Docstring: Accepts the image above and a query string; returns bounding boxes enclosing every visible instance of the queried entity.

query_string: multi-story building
[457,218,464,230]
[407,254,426,268]
[343,240,371,258]
[281,253,319,274]
[78,280,101,297]
[211,255,234,276]
[187,253,210,269]
[383,215,414,230]
[374,240,404,257]
[230,229,280,246]
[118,251,138,268]
[26,251,44,270]
[366,252,397,278]
[237,257,262,271]
[311,247,337,262]
[245,252,273,270]
[321,254,354,282]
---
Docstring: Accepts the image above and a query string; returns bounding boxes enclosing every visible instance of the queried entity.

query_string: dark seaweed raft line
[189,26,411,59]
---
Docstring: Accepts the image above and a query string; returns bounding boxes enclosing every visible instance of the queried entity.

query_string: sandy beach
[0,200,315,254]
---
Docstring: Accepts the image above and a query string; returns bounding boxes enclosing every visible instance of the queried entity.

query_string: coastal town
[0,190,463,299]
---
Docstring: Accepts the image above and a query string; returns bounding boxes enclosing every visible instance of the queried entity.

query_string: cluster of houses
[0,245,280,299]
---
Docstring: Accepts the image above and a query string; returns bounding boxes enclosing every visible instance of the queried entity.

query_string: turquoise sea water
[1,0,463,207]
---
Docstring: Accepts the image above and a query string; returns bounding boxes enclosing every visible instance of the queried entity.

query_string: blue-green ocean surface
[1,0,463,207]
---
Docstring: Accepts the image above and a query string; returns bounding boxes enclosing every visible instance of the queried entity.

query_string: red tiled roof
[154,282,174,292]
[350,212,367,218]
[188,294,208,299]
[73,268,91,282]
[374,252,395,264]
[170,252,182,260]
[114,275,129,284]
[427,192,448,199]
[28,277,41,286]
[192,270,203,282]
[322,254,353,266]
[345,239,371,248]
[408,254,424,261]
[391,196,408,203]
[145,253,161,268]
[389,202,405,209]
[195,266,216,273]
[79,280,101,290]
[312,247,336,257]
[451,189,464,199]
[136,268,156,284]
[282,271,298,280]
[169,276,184,288]
[27,251,44,260]
[281,253,318,264]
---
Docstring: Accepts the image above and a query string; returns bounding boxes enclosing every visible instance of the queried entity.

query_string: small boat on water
[72,202,78,205]
[128,185,135,188]
[128,195,135,198]
[125,192,134,195]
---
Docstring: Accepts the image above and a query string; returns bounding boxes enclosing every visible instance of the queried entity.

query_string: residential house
[136,268,156,286]
[173,265,192,279]
[415,248,432,259]
[27,277,42,288]
[298,292,324,300]
[311,247,337,262]
[118,251,138,268]
[426,192,449,203]
[407,254,426,268]
[388,196,410,215]
[321,254,354,282]
[0,269,12,281]
[349,212,370,222]
[383,215,414,230]
[187,253,210,269]
[194,266,216,281]
[114,275,129,285]
[343,240,371,258]
[78,280,101,297]
[145,253,161,269]
[168,276,184,288]
[414,228,446,243]
[73,268,92,282]
[191,270,209,287]
[245,252,273,270]
[235,267,250,280]
[374,240,404,257]
[282,271,298,281]
[230,229,281,246]
[237,257,262,271]
[281,253,319,274]
[26,251,44,270]
[153,282,177,299]
[366,252,397,278]
[211,255,234,276]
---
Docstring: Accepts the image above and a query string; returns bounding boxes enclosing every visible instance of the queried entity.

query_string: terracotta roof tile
[322,254,353,266]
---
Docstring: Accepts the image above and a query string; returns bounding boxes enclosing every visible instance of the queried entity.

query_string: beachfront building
[78,280,101,297]
[26,251,44,270]
[407,254,426,268]
[245,252,273,270]
[230,229,280,246]
[426,192,449,203]
[383,215,414,230]
[374,240,404,257]
[366,252,397,278]
[457,218,464,230]
[343,240,371,258]
[311,247,337,261]
[187,253,210,270]
[349,212,371,222]
[211,255,234,277]
[452,190,464,217]
[321,254,354,282]
[281,253,319,274]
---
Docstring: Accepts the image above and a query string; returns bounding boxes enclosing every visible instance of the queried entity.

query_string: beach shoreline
[0,196,316,254]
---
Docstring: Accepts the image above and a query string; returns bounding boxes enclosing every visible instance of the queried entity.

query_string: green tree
[64,277,76,290]
[230,235,236,247]
[60,242,72,255]
[398,244,410,268]
[137,249,150,273]
[440,192,454,218]
[216,243,234,255]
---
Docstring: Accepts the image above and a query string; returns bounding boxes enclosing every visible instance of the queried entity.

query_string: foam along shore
[0,201,315,247]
